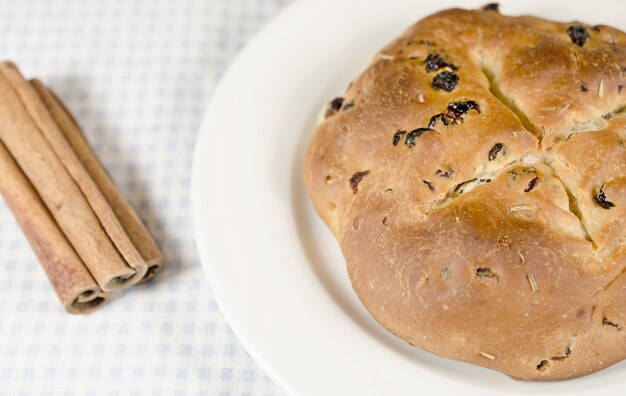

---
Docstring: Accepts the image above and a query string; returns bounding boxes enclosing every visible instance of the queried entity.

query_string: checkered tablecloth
[0,1,290,394]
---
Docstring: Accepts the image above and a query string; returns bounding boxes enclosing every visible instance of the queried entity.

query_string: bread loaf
[303,4,626,380]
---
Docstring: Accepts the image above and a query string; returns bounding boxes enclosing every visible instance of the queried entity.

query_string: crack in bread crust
[545,162,598,248]
[304,6,626,381]
[475,63,604,249]
[477,43,624,254]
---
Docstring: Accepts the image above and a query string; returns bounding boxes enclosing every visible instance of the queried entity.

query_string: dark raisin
[552,346,572,361]
[536,360,550,372]
[592,25,602,32]
[349,171,370,194]
[524,177,539,192]
[476,267,499,280]
[422,180,435,191]
[602,316,620,329]
[595,184,615,209]
[580,85,588,92]
[436,169,453,178]
[330,97,343,111]
[567,25,589,47]
[405,128,435,147]
[424,53,458,73]
[445,100,481,121]
[424,53,443,72]
[392,130,406,146]
[432,71,459,92]
[428,113,450,128]
[325,97,344,118]
[619,85,624,94]
[482,3,499,12]
[488,143,504,161]
[342,101,355,111]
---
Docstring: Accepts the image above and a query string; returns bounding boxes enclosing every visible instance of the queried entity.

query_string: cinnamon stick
[0,70,137,292]
[31,81,165,282]
[0,61,149,283]
[0,140,108,313]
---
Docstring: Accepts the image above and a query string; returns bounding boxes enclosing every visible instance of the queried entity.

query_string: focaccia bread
[303,4,626,381]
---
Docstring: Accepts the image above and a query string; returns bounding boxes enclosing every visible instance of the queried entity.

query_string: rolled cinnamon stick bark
[0,62,148,283]
[0,71,137,292]
[31,80,165,282]
[0,140,108,313]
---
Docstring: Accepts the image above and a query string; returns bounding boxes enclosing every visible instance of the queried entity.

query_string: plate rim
[191,1,305,393]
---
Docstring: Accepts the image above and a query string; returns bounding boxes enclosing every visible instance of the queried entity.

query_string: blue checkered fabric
[0,1,291,394]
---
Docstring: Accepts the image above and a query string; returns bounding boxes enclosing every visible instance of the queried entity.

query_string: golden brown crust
[304,6,626,381]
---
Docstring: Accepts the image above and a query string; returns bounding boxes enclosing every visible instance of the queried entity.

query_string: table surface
[0,1,290,394]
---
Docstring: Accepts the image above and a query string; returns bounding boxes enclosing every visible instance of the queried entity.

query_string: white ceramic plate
[191,0,626,394]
